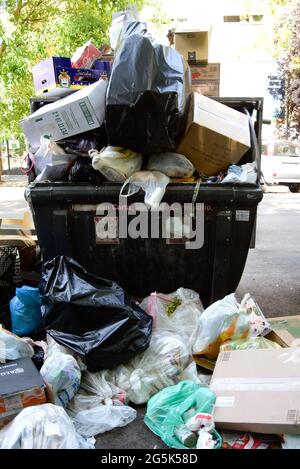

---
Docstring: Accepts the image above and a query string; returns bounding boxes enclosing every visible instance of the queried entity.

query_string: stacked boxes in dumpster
[177,92,251,176]
[174,28,210,62]
[210,348,300,434]
[190,63,220,97]
[0,357,46,425]
[20,79,107,147]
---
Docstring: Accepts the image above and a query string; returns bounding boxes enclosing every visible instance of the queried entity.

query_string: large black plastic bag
[40,256,152,371]
[106,21,190,154]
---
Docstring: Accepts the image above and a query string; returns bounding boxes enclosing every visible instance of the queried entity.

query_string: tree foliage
[0,0,144,140]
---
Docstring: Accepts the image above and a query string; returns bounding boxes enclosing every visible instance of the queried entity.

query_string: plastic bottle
[174,424,197,448]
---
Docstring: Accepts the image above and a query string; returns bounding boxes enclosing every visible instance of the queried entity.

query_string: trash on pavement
[0,357,46,424]
[120,171,170,209]
[220,336,281,351]
[144,380,221,449]
[221,162,257,184]
[210,348,300,434]
[78,369,127,405]
[281,434,300,449]
[266,315,300,348]
[0,326,34,362]
[221,431,270,449]
[0,404,94,449]
[91,146,142,182]
[177,93,251,176]
[192,293,250,360]
[40,353,81,408]
[71,404,137,438]
[20,79,108,147]
[40,256,152,371]
[29,136,77,182]
[239,293,271,336]
[146,153,195,178]
[106,21,190,153]
[71,40,102,69]
[140,288,203,349]
[10,285,42,337]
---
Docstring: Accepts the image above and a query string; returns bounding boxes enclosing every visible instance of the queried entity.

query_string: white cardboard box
[20,79,108,147]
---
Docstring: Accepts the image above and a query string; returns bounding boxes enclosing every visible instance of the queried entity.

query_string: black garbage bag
[106,21,190,154]
[57,125,108,157]
[40,256,152,371]
[68,157,106,183]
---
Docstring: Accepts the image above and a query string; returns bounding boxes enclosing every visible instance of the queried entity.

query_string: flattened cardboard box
[210,348,300,434]
[266,315,300,347]
[0,357,46,421]
[177,92,250,176]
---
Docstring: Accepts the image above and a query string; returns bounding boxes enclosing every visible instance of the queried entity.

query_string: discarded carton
[177,93,251,176]
[20,79,108,147]
[210,348,300,434]
[192,80,220,97]
[0,357,46,423]
[175,29,210,62]
[190,63,220,81]
[267,315,300,348]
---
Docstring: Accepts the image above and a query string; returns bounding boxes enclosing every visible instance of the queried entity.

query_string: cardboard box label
[215,396,235,407]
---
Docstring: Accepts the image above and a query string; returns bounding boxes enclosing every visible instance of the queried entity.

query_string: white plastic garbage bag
[29,136,77,182]
[91,146,142,182]
[120,171,170,209]
[140,288,203,349]
[146,153,195,178]
[221,162,257,184]
[72,405,137,438]
[40,352,81,408]
[193,294,250,359]
[0,404,93,449]
[79,368,127,405]
[0,326,34,361]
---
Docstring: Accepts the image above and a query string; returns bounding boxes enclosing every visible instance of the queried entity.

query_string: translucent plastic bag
[91,146,142,182]
[40,352,81,408]
[193,294,250,359]
[120,171,170,209]
[77,369,127,406]
[0,404,93,449]
[147,153,194,178]
[140,288,203,349]
[72,405,137,438]
[0,326,34,361]
[220,336,281,352]
[144,380,221,449]
[222,162,257,184]
[10,285,42,336]
[29,136,77,182]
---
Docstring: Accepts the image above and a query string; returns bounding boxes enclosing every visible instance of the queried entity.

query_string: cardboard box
[210,348,300,434]
[266,315,300,347]
[175,30,209,62]
[177,92,250,176]
[192,80,220,97]
[190,63,220,81]
[0,358,46,422]
[20,79,108,147]
[32,57,105,97]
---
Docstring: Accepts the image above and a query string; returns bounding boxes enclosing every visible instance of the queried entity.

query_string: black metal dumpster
[26,97,263,306]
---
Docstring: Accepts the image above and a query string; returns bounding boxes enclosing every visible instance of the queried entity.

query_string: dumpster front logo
[95,198,204,250]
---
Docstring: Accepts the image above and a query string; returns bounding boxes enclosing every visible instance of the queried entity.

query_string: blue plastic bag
[10,286,42,336]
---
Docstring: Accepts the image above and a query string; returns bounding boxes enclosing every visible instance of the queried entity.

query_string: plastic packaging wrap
[40,256,152,371]
[240,293,271,336]
[193,294,250,359]
[40,353,81,407]
[144,380,221,449]
[29,136,77,182]
[91,146,142,182]
[120,171,170,209]
[147,153,194,178]
[0,326,34,361]
[140,288,203,349]
[72,405,137,438]
[221,162,257,184]
[10,286,42,336]
[220,336,280,352]
[106,22,190,153]
[0,404,93,449]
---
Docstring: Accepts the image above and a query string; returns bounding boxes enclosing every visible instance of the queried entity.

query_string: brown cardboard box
[177,93,251,176]
[210,348,300,434]
[175,31,209,62]
[192,80,220,97]
[266,315,300,347]
[190,63,220,81]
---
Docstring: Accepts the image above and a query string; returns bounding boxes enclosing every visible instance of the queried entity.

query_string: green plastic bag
[144,380,222,449]
[221,336,281,351]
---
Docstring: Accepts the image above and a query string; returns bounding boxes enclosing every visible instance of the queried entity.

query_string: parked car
[261,140,300,192]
